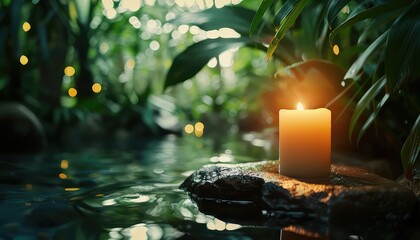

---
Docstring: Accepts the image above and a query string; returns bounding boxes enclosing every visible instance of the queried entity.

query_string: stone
[0,102,46,154]
[180,161,419,237]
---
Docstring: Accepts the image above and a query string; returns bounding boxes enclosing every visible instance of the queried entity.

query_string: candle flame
[297,102,304,110]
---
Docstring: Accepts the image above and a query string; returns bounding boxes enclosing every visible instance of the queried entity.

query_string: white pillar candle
[279,103,331,177]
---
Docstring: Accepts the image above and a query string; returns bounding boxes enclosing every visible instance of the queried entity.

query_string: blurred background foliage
[0,0,418,178]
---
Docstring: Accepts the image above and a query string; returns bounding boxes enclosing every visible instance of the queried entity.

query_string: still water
[0,134,285,239]
[2,133,417,240]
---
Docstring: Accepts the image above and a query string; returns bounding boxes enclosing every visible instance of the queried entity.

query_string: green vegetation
[166,0,419,179]
[0,0,418,179]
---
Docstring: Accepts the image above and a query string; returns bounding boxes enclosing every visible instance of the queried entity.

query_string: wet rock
[0,102,46,154]
[180,165,265,201]
[180,161,419,225]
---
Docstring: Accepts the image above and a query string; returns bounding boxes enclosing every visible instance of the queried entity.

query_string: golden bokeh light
[92,83,102,93]
[20,55,29,65]
[64,188,80,191]
[195,129,204,138]
[125,58,136,70]
[195,122,204,131]
[59,173,68,179]
[22,22,31,32]
[25,184,33,190]
[64,66,76,76]
[184,124,194,134]
[333,45,340,55]
[68,88,77,97]
[61,160,69,169]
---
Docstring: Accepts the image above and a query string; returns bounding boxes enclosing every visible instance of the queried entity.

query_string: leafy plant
[165,0,420,179]
[251,0,420,179]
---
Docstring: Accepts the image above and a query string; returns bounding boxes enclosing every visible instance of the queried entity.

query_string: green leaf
[385,0,420,94]
[165,38,250,88]
[174,6,263,35]
[344,31,388,80]
[401,115,420,179]
[357,9,403,44]
[349,76,386,141]
[273,0,300,27]
[267,0,310,61]
[250,0,276,36]
[329,0,410,45]
[334,79,368,123]
[11,0,23,58]
[326,0,352,28]
[356,93,389,144]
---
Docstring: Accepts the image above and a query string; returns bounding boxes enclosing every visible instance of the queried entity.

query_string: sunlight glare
[341,5,350,14]
[215,0,230,8]
[130,224,148,240]
[219,51,234,68]
[150,40,160,51]
[206,30,219,39]
[102,199,116,206]
[204,0,213,8]
[120,0,141,12]
[105,8,117,19]
[218,28,240,38]
[226,223,241,231]
[207,57,217,68]
[145,0,155,5]
[184,0,195,8]
[178,24,189,34]
[214,218,226,231]
[129,195,150,203]
[102,0,113,9]
[184,124,194,134]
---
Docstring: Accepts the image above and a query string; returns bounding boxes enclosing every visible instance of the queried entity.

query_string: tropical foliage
[166,0,420,179]
[0,0,418,178]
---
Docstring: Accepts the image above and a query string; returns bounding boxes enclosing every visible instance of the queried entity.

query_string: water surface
[1,134,281,239]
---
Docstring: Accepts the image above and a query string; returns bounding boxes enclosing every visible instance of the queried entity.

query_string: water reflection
[0,134,408,239]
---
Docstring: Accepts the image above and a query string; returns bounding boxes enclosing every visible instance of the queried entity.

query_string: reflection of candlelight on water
[280,225,329,240]
[279,103,331,177]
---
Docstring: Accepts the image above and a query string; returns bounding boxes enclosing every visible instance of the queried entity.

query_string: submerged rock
[180,160,419,234]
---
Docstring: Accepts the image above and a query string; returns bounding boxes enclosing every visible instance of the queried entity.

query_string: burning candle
[279,103,331,177]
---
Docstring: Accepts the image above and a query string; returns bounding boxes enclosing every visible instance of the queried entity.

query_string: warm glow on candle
[279,106,331,178]
[297,102,304,110]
